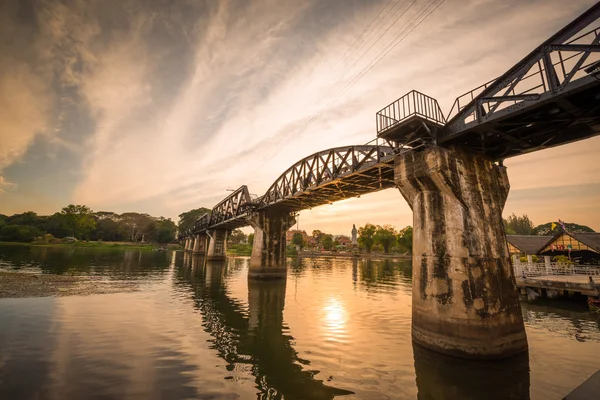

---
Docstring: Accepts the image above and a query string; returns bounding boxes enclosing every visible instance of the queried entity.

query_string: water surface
[0,245,599,399]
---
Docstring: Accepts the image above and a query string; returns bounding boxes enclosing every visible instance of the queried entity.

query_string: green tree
[61,205,96,239]
[292,232,305,249]
[375,224,397,253]
[228,229,247,245]
[248,233,254,246]
[532,221,595,236]
[321,234,333,250]
[155,218,176,244]
[312,229,324,244]
[178,207,211,234]
[0,225,43,242]
[503,214,535,235]
[397,226,413,253]
[358,224,377,253]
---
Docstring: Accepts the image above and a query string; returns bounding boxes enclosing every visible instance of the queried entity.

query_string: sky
[1,0,599,235]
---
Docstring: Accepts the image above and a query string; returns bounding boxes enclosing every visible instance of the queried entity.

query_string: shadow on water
[413,343,530,400]
[175,254,354,399]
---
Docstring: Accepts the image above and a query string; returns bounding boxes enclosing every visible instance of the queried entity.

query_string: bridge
[180,3,600,360]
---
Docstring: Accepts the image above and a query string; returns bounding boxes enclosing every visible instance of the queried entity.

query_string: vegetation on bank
[0,240,179,251]
[291,225,413,254]
[503,214,595,235]
[0,205,177,245]
[228,243,252,256]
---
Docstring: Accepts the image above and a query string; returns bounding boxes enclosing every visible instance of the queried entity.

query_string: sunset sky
[1,0,599,235]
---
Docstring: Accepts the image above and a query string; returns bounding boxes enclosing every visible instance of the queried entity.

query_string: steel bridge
[182,3,600,239]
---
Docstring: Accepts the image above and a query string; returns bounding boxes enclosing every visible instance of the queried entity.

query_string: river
[0,245,598,399]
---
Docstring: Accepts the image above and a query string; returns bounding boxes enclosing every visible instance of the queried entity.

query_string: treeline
[291,225,413,254]
[357,224,413,253]
[0,205,177,244]
[503,214,595,235]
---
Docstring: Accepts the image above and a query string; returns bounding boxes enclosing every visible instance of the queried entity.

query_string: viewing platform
[513,257,600,307]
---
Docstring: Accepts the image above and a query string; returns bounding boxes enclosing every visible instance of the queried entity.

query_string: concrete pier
[248,211,296,279]
[193,233,208,255]
[395,146,528,359]
[207,229,228,261]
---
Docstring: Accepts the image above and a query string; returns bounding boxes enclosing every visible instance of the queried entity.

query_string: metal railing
[514,261,600,278]
[376,90,446,135]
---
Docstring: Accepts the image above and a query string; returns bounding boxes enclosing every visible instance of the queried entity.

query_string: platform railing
[514,260,600,278]
[376,90,446,135]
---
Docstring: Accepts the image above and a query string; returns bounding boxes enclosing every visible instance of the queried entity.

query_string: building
[506,235,552,255]
[539,232,600,263]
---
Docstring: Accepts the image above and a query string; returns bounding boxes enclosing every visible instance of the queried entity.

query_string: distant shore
[0,241,181,251]
[296,251,411,260]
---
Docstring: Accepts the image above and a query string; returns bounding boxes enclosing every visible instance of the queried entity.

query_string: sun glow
[323,297,347,334]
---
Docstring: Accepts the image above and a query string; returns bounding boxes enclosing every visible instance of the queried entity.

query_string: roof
[569,232,600,251]
[506,235,553,254]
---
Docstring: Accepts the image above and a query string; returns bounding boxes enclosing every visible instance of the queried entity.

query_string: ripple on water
[1,248,600,400]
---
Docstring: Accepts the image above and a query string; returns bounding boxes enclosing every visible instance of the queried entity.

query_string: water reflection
[413,343,530,400]
[175,255,354,399]
[0,244,170,278]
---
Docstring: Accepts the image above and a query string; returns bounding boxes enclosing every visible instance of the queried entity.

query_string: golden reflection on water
[322,297,347,340]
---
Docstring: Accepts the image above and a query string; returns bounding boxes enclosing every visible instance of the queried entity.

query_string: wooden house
[539,232,600,262]
[506,235,552,255]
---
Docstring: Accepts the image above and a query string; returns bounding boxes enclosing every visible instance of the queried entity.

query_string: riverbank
[0,271,139,298]
[0,241,181,251]
[297,251,411,260]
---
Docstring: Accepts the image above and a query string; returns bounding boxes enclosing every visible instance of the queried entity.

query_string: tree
[321,234,333,250]
[397,226,413,253]
[292,232,305,249]
[0,225,43,242]
[61,205,96,239]
[178,207,211,234]
[358,224,377,253]
[312,229,324,244]
[503,214,535,235]
[375,225,397,253]
[155,218,177,244]
[248,233,254,246]
[228,229,247,245]
[533,221,595,236]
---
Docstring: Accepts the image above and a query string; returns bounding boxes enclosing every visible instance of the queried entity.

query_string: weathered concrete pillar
[248,210,296,279]
[395,146,527,359]
[193,233,208,255]
[184,238,191,252]
[207,229,228,261]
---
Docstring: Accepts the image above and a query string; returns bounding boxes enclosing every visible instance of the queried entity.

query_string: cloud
[0,176,17,194]
[1,0,599,233]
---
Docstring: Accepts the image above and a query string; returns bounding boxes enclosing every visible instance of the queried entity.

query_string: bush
[0,225,43,242]
[519,255,539,263]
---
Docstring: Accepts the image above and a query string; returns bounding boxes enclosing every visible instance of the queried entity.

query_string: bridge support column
[395,146,527,359]
[248,211,296,279]
[185,237,192,252]
[207,230,228,261]
[193,233,208,255]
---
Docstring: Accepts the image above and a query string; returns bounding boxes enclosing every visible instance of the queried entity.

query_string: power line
[255,0,444,172]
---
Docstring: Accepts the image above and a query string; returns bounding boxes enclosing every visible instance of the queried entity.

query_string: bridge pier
[184,237,192,252]
[395,146,528,359]
[248,211,296,279]
[207,229,228,261]
[193,233,208,255]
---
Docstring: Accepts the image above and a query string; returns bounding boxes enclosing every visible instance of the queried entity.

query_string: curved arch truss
[260,145,398,210]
